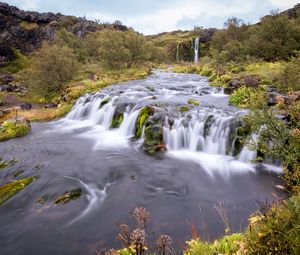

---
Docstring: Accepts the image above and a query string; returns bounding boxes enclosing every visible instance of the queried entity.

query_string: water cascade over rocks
[58,70,277,176]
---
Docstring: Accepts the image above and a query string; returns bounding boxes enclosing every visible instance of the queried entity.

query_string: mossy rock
[99,97,110,108]
[110,112,124,129]
[204,115,215,137]
[0,158,8,169]
[54,188,82,205]
[188,99,200,106]
[233,138,244,157]
[0,177,37,206]
[135,106,153,138]
[144,124,166,154]
[0,118,31,142]
[180,106,190,112]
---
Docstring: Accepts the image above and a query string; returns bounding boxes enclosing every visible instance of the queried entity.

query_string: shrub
[229,86,258,107]
[245,194,300,255]
[278,55,300,92]
[95,29,151,69]
[22,43,79,98]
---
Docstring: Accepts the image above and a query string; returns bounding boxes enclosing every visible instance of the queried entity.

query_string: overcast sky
[4,0,300,34]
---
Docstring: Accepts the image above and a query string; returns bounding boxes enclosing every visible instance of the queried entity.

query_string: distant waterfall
[194,37,200,63]
[176,43,180,62]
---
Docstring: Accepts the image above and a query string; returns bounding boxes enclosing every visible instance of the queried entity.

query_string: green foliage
[245,194,300,255]
[247,101,300,190]
[213,233,243,254]
[229,86,265,108]
[278,55,300,91]
[185,239,214,255]
[1,49,28,73]
[93,29,152,69]
[22,43,79,98]
[0,177,36,205]
[247,14,300,61]
[0,121,30,142]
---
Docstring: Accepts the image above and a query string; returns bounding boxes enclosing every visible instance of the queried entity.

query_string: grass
[19,21,39,30]
[14,104,73,122]
[0,49,29,73]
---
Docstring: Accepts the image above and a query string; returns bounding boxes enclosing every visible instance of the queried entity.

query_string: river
[0,70,283,255]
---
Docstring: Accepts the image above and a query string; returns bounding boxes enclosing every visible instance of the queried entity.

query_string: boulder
[21,102,32,110]
[44,102,58,109]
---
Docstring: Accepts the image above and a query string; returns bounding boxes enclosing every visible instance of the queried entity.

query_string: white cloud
[8,0,42,10]
[269,0,299,9]
[89,0,258,34]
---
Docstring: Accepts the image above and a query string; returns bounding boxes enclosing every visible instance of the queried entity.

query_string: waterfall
[194,37,200,63]
[176,42,180,62]
[57,71,260,168]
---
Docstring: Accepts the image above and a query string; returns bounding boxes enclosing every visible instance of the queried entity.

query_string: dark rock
[267,92,279,106]
[0,72,14,84]
[0,38,15,63]
[44,102,58,109]
[0,2,128,58]
[20,102,32,110]
[244,76,259,87]
[224,87,235,95]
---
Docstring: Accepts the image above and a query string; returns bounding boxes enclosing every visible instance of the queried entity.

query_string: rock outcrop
[0,2,127,63]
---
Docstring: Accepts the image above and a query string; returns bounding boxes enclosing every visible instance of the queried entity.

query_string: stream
[0,70,283,255]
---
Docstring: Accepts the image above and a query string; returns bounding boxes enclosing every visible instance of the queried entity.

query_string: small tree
[23,43,79,98]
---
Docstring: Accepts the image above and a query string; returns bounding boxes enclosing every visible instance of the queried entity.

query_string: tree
[246,14,300,61]
[23,43,79,97]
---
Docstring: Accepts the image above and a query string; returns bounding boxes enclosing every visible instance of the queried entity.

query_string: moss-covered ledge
[0,117,31,142]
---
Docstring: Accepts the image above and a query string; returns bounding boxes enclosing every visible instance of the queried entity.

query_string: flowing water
[194,38,200,63]
[0,71,283,255]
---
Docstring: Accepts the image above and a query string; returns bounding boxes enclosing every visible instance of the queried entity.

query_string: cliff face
[0,2,127,63]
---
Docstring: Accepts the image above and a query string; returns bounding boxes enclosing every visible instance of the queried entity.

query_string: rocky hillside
[0,2,127,64]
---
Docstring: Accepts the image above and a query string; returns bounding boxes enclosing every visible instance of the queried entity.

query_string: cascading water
[194,37,200,63]
[58,70,268,176]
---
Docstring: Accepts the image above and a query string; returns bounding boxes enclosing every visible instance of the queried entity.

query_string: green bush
[278,55,300,91]
[229,86,259,107]
[22,43,79,98]
[95,29,152,69]
[245,194,300,255]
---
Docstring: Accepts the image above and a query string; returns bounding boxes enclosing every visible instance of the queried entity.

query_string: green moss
[99,98,110,108]
[188,99,200,106]
[144,124,165,154]
[54,188,82,204]
[0,158,8,169]
[180,106,190,112]
[110,112,124,129]
[0,177,36,205]
[0,121,30,142]
[19,21,39,30]
[135,106,153,138]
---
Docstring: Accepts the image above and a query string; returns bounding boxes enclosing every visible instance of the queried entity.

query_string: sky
[4,0,300,34]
